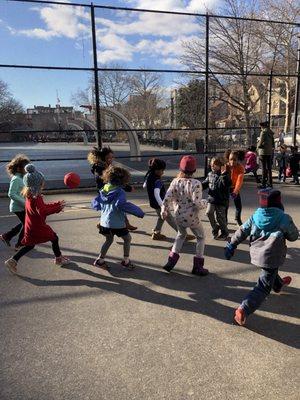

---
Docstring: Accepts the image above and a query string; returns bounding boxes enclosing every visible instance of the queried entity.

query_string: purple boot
[192,256,209,276]
[163,252,179,272]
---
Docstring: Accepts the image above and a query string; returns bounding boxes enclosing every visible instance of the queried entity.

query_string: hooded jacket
[202,171,231,206]
[91,184,144,229]
[230,207,298,268]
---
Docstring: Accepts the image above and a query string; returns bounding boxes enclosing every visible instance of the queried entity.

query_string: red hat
[179,156,197,173]
[258,189,283,210]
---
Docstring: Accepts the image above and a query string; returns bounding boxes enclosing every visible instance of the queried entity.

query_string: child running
[161,156,208,276]
[92,165,144,269]
[4,164,70,274]
[143,158,195,241]
[87,146,137,231]
[0,154,30,250]
[245,146,260,183]
[202,157,231,240]
[228,151,245,226]
[225,189,298,326]
[87,146,114,190]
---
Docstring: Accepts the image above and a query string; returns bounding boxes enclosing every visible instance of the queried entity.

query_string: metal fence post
[293,35,300,147]
[91,2,102,149]
[267,70,273,125]
[205,13,210,153]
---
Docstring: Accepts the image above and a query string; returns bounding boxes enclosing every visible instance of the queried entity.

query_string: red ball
[64,172,80,189]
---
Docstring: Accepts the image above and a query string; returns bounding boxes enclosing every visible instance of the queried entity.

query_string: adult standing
[257,121,275,188]
[278,129,285,146]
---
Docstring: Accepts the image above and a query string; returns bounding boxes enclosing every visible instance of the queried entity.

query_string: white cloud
[162,57,182,66]
[7,2,90,40]
[4,0,218,65]
[98,33,134,63]
[96,13,200,37]
[128,0,219,12]
[8,26,58,40]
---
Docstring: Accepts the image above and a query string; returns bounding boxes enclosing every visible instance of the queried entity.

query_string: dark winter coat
[257,128,275,156]
[202,171,231,206]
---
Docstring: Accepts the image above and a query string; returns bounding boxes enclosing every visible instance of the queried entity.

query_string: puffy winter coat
[230,207,298,268]
[92,183,144,229]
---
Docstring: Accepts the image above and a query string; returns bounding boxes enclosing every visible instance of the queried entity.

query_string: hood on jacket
[253,207,285,232]
[99,184,122,204]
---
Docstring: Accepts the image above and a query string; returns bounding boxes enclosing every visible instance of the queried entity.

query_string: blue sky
[0,0,219,108]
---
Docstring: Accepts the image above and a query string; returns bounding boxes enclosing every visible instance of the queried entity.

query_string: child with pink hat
[161,156,208,276]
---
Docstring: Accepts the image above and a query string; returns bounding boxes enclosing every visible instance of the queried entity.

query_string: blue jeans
[241,268,283,316]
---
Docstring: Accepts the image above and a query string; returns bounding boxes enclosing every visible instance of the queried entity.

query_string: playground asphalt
[0,182,299,400]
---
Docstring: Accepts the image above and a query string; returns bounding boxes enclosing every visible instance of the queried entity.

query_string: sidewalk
[0,182,299,400]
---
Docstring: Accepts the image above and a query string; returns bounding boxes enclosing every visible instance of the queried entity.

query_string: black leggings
[233,193,242,222]
[3,211,25,246]
[13,236,61,262]
[227,191,242,223]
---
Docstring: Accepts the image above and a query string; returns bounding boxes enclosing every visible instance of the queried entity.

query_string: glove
[224,243,236,260]
[231,192,238,200]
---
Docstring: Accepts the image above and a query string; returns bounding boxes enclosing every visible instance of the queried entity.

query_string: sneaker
[55,256,71,266]
[126,223,137,231]
[217,232,229,240]
[0,235,11,247]
[121,260,135,270]
[185,234,195,241]
[93,258,109,269]
[4,258,17,274]
[234,307,246,326]
[151,232,167,241]
[273,276,292,293]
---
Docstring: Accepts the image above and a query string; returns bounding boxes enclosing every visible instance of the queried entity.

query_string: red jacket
[22,195,62,246]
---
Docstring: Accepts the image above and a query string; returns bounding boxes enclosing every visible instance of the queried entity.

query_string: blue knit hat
[23,164,44,195]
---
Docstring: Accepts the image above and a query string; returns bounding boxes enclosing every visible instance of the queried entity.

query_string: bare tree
[122,70,163,129]
[71,64,132,109]
[0,80,24,131]
[257,0,299,132]
[182,0,267,145]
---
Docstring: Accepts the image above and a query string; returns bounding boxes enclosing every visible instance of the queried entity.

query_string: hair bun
[25,164,36,173]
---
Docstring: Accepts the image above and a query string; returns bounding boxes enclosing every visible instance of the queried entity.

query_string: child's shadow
[123,241,251,265]
[17,259,300,349]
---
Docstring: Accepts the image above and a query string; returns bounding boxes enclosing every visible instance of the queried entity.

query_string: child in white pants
[161,156,208,276]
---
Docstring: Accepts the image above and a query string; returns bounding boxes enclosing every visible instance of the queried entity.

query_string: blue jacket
[91,184,144,229]
[230,207,298,268]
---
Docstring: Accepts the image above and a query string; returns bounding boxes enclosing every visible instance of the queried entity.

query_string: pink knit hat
[179,156,197,173]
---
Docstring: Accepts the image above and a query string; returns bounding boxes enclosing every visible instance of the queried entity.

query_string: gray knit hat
[23,164,44,195]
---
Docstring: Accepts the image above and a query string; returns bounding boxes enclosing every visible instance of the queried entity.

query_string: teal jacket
[230,208,298,268]
[8,173,25,213]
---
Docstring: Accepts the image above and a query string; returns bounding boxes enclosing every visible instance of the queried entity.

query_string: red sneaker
[234,307,246,326]
[274,276,292,293]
